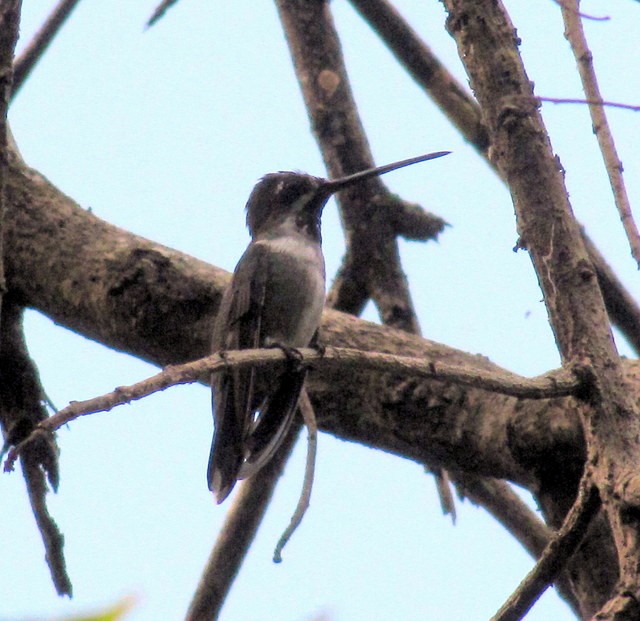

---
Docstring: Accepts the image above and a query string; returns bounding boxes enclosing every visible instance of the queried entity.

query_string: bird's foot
[309,329,325,356]
[267,343,305,372]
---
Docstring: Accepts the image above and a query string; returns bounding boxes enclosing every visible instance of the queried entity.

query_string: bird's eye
[278,184,303,204]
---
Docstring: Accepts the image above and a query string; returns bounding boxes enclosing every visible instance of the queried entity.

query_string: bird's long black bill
[321,150,450,195]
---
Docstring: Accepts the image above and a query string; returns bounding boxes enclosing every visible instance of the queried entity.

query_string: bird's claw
[268,343,305,372]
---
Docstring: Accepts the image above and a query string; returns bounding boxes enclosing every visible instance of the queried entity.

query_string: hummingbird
[208,151,450,503]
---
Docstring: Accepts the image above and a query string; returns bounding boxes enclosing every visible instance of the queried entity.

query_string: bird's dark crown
[245,172,326,239]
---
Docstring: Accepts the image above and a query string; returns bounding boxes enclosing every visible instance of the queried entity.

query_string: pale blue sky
[3,2,639,620]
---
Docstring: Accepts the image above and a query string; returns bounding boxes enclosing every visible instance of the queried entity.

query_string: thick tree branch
[2,154,588,485]
[443,0,640,617]
[0,0,20,314]
[5,153,225,366]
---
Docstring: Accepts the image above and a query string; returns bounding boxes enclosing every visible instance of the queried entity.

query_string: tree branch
[582,231,640,354]
[347,0,489,151]
[274,0,445,330]
[145,0,181,29]
[491,479,600,621]
[21,449,71,596]
[539,96,640,112]
[455,475,581,616]
[0,299,67,595]
[272,390,317,563]
[550,0,610,21]
[560,0,640,267]
[11,0,82,99]
[350,0,640,356]
[0,2,71,598]
[0,0,20,313]
[0,150,595,476]
[275,0,459,519]
[2,154,590,481]
[4,345,582,472]
[186,423,302,621]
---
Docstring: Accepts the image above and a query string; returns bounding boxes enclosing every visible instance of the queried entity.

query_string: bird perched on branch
[208,151,450,503]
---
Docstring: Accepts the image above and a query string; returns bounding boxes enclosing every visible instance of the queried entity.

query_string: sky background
[2,1,639,620]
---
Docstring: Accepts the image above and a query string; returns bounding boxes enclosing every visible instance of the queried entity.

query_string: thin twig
[21,451,72,596]
[186,423,302,621]
[11,0,82,99]
[561,0,640,267]
[539,96,640,112]
[550,0,610,21]
[491,479,600,621]
[273,390,317,563]
[2,346,583,469]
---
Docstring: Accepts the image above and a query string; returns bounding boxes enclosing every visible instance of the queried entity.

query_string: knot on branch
[571,361,600,404]
[494,94,539,131]
[317,69,340,99]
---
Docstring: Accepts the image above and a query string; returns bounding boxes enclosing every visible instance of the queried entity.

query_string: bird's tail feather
[208,373,245,503]
[238,370,306,480]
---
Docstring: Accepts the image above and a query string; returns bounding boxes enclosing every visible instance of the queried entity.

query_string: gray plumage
[208,152,450,503]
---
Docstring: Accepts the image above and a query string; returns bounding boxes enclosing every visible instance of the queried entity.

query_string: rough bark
[443,1,640,617]
[0,0,22,311]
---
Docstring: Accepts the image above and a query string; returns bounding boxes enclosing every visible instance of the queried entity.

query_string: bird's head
[244,151,451,240]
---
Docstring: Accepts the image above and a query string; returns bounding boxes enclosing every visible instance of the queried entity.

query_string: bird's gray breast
[255,235,326,347]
